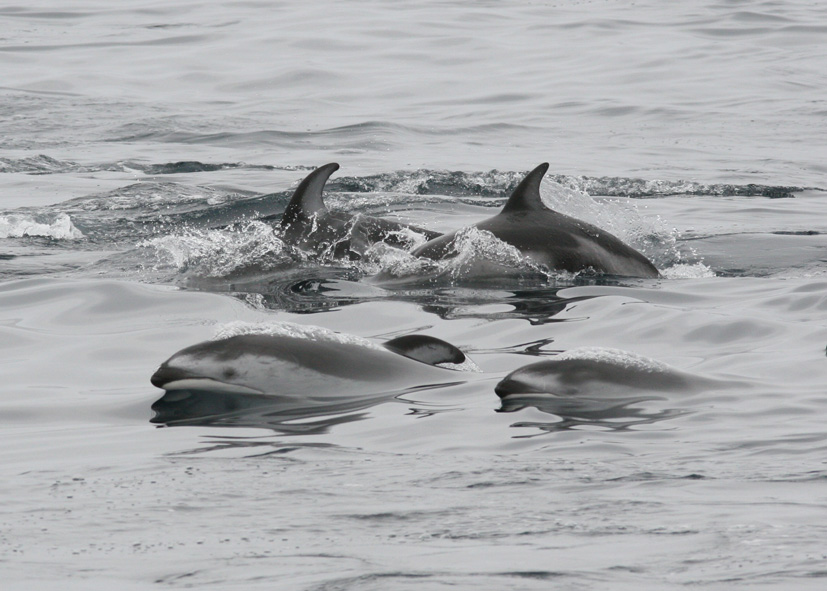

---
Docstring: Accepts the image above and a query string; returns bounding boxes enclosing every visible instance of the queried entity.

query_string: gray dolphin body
[495,354,697,399]
[151,332,466,401]
[493,349,742,429]
[412,163,659,278]
[280,163,441,259]
[149,332,470,428]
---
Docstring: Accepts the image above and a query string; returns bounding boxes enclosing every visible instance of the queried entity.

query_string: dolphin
[493,348,743,431]
[150,331,469,405]
[494,347,742,408]
[494,351,697,400]
[280,163,441,259]
[411,163,660,278]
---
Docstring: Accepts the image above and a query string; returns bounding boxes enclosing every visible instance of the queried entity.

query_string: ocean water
[2,1,826,589]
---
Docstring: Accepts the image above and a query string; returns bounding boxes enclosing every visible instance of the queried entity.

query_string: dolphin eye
[222,368,237,379]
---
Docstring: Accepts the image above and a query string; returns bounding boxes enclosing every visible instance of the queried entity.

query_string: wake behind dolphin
[412,163,660,278]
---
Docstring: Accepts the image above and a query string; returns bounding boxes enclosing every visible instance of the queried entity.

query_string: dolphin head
[151,337,267,395]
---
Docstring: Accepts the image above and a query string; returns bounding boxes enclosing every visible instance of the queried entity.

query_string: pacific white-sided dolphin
[280,163,441,259]
[493,348,740,430]
[151,331,468,402]
[494,350,696,399]
[411,163,660,278]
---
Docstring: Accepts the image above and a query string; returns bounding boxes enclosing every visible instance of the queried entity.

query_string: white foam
[447,227,543,276]
[363,226,554,281]
[557,347,672,373]
[437,357,482,373]
[360,242,440,277]
[140,221,295,275]
[541,179,687,269]
[211,321,482,373]
[662,262,716,279]
[212,320,385,351]
[0,213,84,240]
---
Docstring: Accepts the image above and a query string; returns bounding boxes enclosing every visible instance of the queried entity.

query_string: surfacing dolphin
[280,163,441,259]
[495,348,699,400]
[411,163,660,278]
[493,348,730,430]
[150,329,471,427]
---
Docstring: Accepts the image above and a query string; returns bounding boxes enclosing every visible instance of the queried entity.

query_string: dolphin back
[412,162,660,278]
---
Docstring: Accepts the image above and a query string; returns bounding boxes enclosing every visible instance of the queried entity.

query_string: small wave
[360,242,441,279]
[662,263,716,279]
[330,169,523,198]
[556,347,672,374]
[2,156,810,200]
[0,154,98,175]
[127,160,285,175]
[0,213,83,239]
[60,182,260,216]
[363,227,553,284]
[212,320,384,351]
[139,221,297,277]
[444,227,551,280]
[329,168,813,200]
[0,154,289,176]
[553,176,809,199]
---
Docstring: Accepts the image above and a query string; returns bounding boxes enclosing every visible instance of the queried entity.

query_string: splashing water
[0,213,84,240]
[140,221,298,277]
[540,179,692,270]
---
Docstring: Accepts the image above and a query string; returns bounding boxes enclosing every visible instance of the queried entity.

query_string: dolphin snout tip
[151,365,192,389]
[150,367,168,389]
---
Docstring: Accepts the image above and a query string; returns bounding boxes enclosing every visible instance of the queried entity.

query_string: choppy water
[2,1,826,589]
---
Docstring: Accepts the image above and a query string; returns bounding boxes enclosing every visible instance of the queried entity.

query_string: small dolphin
[493,348,741,431]
[280,163,441,259]
[494,347,727,399]
[411,163,659,278]
[150,331,468,406]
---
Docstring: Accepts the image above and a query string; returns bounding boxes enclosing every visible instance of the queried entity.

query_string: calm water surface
[1,1,826,589]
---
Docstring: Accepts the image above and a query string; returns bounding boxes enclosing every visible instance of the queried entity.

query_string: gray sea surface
[1,1,826,589]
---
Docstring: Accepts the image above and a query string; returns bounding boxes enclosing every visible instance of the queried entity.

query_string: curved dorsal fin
[383,334,466,367]
[500,162,550,214]
[281,163,340,226]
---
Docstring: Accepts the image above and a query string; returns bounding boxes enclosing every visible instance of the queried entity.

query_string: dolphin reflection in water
[150,322,734,436]
[494,347,740,433]
[150,327,476,432]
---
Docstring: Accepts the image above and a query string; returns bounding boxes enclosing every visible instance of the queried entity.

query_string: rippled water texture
[1,0,825,183]
[2,1,827,589]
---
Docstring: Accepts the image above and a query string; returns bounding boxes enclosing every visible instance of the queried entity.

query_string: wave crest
[0,213,84,239]
[140,221,298,277]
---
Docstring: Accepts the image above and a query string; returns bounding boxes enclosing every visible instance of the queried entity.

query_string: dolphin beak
[494,377,535,398]
[151,365,196,389]
[150,365,265,395]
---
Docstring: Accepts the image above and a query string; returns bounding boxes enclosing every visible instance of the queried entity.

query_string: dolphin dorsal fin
[500,162,550,214]
[281,163,340,226]
[383,334,466,367]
